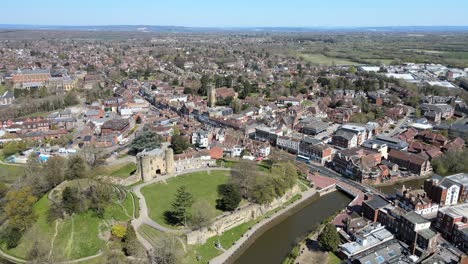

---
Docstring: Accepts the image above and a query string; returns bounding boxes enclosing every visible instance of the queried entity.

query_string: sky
[1,0,468,27]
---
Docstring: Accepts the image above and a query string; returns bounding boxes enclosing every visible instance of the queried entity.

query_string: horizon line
[1,24,468,28]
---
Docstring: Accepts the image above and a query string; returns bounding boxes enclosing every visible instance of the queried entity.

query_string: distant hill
[0,24,468,33]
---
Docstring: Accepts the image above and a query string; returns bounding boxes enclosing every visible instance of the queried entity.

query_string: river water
[232,191,351,264]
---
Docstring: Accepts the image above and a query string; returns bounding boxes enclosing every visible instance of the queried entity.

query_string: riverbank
[209,187,319,264]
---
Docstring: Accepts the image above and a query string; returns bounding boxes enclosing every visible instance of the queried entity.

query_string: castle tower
[208,85,216,108]
[165,147,174,175]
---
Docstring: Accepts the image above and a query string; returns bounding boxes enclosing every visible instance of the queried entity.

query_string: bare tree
[230,160,257,198]
[149,235,183,264]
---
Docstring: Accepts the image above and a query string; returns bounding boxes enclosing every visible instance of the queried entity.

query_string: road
[307,163,371,193]
[387,106,414,137]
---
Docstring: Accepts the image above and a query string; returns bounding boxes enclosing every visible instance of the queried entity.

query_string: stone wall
[186,185,301,245]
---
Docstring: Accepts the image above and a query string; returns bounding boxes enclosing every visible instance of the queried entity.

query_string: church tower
[208,85,216,108]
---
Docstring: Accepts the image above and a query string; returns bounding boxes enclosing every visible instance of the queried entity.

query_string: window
[375,256,385,264]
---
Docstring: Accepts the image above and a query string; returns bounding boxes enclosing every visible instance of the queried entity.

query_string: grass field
[328,252,341,264]
[0,163,25,184]
[300,53,358,66]
[109,163,137,178]
[141,171,229,228]
[1,188,134,261]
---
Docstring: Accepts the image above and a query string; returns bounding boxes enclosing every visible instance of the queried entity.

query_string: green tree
[62,186,81,215]
[183,87,192,94]
[129,131,162,155]
[169,186,193,226]
[135,115,142,124]
[43,156,66,188]
[230,98,242,113]
[4,187,37,231]
[0,225,22,249]
[250,176,276,204]
[123,223,141,256]
[65,155,88,180]
[318,223,340,252]
[2,141,22,156]
[189,199,216,229]
[0,183,8,200]
[171,135,189,154]
[216,183,242,211]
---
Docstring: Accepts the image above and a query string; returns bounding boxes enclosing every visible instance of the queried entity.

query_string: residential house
[387,149,432,176]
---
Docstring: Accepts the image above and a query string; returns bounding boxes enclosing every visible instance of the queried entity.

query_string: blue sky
[2,0,468,27]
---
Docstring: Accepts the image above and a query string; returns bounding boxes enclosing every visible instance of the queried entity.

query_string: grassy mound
[141,171,230,228]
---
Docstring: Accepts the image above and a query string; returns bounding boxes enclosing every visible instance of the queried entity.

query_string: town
[0,20,468,264]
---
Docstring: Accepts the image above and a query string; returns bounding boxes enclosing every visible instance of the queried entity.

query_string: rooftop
[403,211,430,225]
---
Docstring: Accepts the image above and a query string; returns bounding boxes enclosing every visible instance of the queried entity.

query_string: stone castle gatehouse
[136,142,216,182]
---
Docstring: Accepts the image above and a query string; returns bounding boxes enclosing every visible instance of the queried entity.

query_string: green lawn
[1,187,134,261]
[92,162,137,178]
[110,163,137,178]
[130,192,140,218]
[328,252,342,264]
[141,171,229,228]
[0,163,25,184]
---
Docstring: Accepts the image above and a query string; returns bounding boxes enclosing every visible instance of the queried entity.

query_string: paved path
[131,167,231,251]
[209,187,317,264]
[0,159,26,167]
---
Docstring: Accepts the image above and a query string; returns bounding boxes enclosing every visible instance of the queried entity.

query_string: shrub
[111,224,127,238]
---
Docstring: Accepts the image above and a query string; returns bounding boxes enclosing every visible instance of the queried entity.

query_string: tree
[0,225,22,249]
[150,235,183,264]
[168,186,193,226]
[250,176,276,204]
[123,223,141,256]
[4,187,37,231]
[230,160,258,198]
[432,149,468,176]
[62,186,81,215]
[174,55,185,69]
[111,224,127,238]
[230,98,242,113]
[183,87,192,95]
[198,74,210,96]
[171,135,190,154]
[318,223,340,252]
[0,183,9,200]
[129,131,162,155]
[135,115,142,124]
[189,199,216,229]
[81,145,105,168]
[43,156,66,188]
[64,91,79,106]
[65,155,88,180]
[216,183,241,211]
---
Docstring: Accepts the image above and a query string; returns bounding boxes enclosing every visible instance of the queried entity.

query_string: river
[232,191,351,264]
